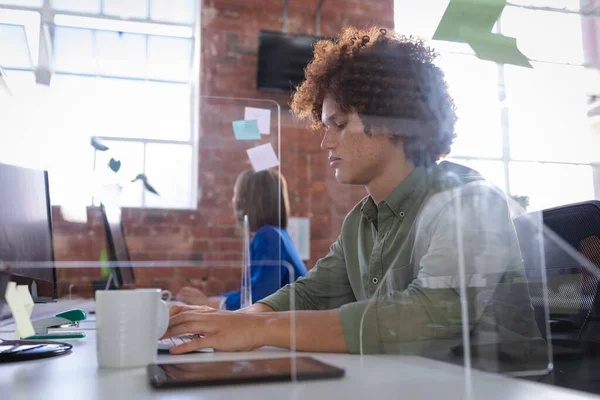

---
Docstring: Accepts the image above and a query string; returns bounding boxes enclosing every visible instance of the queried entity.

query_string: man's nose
[320,130,336,151]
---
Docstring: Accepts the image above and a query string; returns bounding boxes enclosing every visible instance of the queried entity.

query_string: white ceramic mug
[95,289,169,368]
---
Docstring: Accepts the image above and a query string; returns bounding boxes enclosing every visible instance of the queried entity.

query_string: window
[395,0,598,211]
[0,0,198,209]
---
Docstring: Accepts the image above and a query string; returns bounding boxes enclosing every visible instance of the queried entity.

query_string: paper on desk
[458,27,532,68]
[246,143,279,172]
[244,107,271,135]
[5,282,35,339]
[232,120,261,140]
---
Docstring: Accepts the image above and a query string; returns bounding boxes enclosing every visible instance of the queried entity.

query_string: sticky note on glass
[247,143,279,172]
[232,120,261,140]
[17,285,34,317]
[244,107,271,135]
[432,0,531,68]
[5,282,35,339]
[458,27,531,68]
[433,0,506,42]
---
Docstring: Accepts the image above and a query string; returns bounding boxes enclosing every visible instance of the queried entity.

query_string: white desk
[2,329,599,400]
[1,300,599,400]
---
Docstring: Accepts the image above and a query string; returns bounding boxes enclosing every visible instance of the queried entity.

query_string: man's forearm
[238,302,274,313]
[262,309,348,353]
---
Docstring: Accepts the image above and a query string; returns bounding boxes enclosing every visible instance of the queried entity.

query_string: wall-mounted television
[257,31,325,93]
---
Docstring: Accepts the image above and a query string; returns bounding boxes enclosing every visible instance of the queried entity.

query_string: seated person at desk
[162,27,542,361]
[175,169,307,310]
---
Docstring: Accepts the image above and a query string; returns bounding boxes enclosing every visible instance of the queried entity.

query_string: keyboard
[158,334,214,353]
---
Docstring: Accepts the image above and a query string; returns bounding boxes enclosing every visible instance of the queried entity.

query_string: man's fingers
[169,336,217,355]
[169,307,216,329]
[162,322,215,340]
[169,304,213,317]
[169,304,186,316]
[162,308,220,338]
[169,304,195,317]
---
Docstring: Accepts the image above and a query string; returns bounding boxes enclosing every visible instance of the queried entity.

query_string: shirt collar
[361,166,427,221]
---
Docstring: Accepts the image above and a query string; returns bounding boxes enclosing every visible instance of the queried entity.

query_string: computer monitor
[0,264,9,314]
[100,203,134,287]
[0,163,57,303]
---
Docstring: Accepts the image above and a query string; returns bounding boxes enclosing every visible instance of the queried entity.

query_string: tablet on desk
[147,356,345,389]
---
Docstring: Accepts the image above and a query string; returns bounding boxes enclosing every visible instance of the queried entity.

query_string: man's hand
[175,286,209,306]
[163,305,348,354]
[162,305,269,354]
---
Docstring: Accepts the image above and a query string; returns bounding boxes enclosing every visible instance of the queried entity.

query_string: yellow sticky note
[17,285,34,317]
[5,282,35,339]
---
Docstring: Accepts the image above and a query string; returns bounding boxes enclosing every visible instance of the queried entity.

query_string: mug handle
[161,290,172,302]
[156,299,169,339]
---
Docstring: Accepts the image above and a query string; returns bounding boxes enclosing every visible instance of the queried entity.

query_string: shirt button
[372,277,379,284]
[399,211,405,217]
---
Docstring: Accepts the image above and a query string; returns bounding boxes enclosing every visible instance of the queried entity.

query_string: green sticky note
[459,27,532,68]
[433,0,507,42]
[432,0,531,67]
[232,120,261,140]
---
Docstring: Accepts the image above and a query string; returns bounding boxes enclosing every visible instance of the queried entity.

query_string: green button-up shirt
[259,161,540,358]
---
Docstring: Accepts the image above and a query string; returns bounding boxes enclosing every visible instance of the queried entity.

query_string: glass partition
[2,0,600,397]
[356,180,551,377]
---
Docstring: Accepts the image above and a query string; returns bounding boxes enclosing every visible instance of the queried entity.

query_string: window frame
[404,3,599,210]
[0,0,200,210]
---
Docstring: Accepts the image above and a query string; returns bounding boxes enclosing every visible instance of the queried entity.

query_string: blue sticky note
[232,120,261,140]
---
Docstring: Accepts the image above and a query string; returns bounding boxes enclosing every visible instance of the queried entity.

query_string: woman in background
[176,168,307,310]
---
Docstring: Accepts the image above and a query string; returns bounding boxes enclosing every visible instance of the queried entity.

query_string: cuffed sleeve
[258,234,356,312]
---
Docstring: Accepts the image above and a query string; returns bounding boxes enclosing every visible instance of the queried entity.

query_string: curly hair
[290,26,457,167]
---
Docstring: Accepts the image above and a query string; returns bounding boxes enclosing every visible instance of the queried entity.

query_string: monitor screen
[257,31,324,93]
[100,203,134,287]
[0,163,57,302]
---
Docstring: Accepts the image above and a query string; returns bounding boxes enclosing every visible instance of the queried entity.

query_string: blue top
[221,225,307,310]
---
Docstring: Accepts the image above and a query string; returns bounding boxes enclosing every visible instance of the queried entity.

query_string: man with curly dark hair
[292,26,456,172]
[162,27,542,363]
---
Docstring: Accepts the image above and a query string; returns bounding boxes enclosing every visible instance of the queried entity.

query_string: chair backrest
[514,200,600,339]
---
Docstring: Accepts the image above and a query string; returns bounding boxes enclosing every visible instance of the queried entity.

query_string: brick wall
[53,0,394,297]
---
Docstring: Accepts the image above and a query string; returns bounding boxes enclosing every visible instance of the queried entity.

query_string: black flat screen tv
[257,31,325,93]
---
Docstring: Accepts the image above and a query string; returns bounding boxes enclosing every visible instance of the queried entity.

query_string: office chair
[514,200,600,392]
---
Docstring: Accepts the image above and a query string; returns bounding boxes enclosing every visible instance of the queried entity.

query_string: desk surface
[2,330,598,400]
[1,302,599,400]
